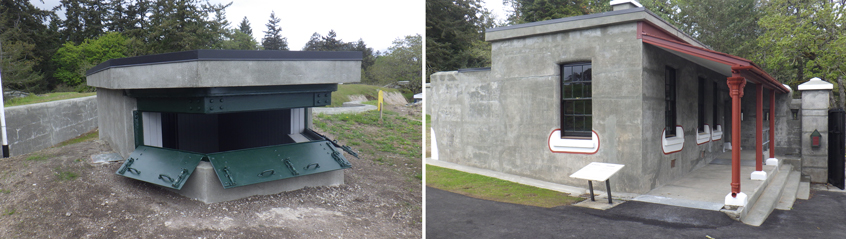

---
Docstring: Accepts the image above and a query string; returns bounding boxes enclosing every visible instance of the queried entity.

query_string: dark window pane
[573,84,582,98]
[584,83,591,97]
[565,101,574,114]
[575,116,584,131]
[563,84,572,99]
[563,66,572,83]
[574,65,582,82]
[575,101,584,114]
[585,101,592,115]
[585,117,592,132]
[583,66,592,82]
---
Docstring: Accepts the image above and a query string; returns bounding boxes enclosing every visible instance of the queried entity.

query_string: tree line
[427,0,846,108]
[1,0,421,94]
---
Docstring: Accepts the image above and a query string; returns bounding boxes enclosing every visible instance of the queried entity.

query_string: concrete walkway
[633,150,777,211]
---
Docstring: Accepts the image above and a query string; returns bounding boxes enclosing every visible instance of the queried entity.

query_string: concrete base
[573,199,625,210]
[172,161,345,204]
[766,158,779,166]
[725,192,748,207]
[751,171,768,181]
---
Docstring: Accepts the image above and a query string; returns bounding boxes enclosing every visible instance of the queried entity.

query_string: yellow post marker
[377,90,384,120]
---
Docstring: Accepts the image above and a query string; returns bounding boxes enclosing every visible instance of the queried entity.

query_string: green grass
[330,84,400,107]
[25,154,49,161]
[315,110,421,159]
[426,165,584,208]
[0,189,10,194]
[5,92,96,107]
[54,168,79,181]
[3,208,14,216]
[54,130,99,148]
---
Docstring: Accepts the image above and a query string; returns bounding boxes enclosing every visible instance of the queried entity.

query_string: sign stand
[570,162,625,204]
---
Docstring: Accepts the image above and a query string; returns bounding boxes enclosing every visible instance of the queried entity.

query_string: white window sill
[711,125,723,141]
[696,125,711,145]
[662,126,684,154]
[548,129,599,154]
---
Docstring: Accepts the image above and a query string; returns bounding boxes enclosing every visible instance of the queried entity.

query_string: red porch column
[769,89,776,159]
[727,76,746,197]
[752,84,767,180]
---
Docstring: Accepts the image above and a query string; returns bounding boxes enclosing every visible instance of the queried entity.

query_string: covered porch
[632,149,807,225]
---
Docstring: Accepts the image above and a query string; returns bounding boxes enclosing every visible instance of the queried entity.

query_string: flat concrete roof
[485,7,707,49]
[86,50,362,89]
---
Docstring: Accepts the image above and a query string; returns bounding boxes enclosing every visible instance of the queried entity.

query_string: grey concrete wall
[4,96,98,156]
[800,90,830,183]
[774,97,802,157]
[88,61,361,89]
[96,89,137,158]
[433,22,655,193]
[641,44,728,190]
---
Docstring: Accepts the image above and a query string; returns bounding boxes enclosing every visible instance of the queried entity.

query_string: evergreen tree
[504,0,608,24]
[0,0,59,92]
[426,0,491,75]
[238,16,252,35]
[261,11,288,51]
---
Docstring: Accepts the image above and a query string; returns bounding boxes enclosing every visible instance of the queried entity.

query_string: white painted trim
[610,0,643,7]
[696,125,711,144]
[766,158,779,166]
[142,112,162,147]
[725,192,748,207]
[662,126,684,154]
[430,127,439,160]
[798,77,833,90]
[711,125,723,141]
[290,108,305,134]
[548,130,599,154]
[751,171,767,181]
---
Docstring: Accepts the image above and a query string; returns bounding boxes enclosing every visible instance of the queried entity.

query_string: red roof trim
[640,31,789,93]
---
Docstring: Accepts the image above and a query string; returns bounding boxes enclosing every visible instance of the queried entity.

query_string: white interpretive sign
[569,162,625,182]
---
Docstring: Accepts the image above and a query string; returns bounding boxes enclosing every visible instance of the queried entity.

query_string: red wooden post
[727,76,746,196]
[770,89,776,158]
[756,84,763,172]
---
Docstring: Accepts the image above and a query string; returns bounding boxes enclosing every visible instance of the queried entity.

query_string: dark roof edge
[456,67,492,73]
[86,50,363,76]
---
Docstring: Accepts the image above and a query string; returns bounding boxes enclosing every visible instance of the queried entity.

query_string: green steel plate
[207,140,352,189]
[115,146,204,190]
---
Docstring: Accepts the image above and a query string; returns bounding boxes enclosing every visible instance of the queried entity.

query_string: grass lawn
[5,92,96,107]
[330,84,399,107]
[54,129,99,148]
[426,165,584,208]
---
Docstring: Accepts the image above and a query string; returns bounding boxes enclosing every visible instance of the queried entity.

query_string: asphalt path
[426,187,846,238]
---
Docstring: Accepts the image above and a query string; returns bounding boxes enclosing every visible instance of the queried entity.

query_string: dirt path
[0,127,420,238]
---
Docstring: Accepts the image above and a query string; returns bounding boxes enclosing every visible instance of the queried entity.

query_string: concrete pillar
[798,77,833,183]
[726,76,748,207]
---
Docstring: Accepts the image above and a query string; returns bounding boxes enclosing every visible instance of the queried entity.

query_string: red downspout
[756,84,763,172]
[728,75,746,196]
[770,89,776,158]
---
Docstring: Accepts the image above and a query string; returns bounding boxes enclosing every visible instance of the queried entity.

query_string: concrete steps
[741,164,792,226]
[775,171,800,210]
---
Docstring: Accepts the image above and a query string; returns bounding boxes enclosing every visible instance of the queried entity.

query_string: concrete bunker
[87,50,361,203]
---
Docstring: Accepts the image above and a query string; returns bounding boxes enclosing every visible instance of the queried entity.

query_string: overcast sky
[30,0,423,52]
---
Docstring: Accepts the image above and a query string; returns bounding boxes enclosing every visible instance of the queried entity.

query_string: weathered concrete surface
[174,161,344,204]
[88,60,361,89]
[800,90,830,183]
[431,10,794,195]
[96,88,137,159]
[485,8,705,49]
[5,96,98,156]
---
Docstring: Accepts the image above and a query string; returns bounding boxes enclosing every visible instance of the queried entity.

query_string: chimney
[610,0,643,11]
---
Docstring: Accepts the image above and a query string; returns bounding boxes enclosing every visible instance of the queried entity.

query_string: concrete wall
[800,90,830,183]
[774,97,802,157]
[5,96,98,156]
[640,44,728,190]
[433,22,656,193]
[96,89,137,158]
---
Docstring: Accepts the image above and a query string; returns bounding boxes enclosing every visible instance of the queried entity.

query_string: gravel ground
[0,133,421,238]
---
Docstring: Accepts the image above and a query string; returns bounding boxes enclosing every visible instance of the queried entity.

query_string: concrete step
[741,164,792,226]
[797,181,810,200]
[775,171,801,210]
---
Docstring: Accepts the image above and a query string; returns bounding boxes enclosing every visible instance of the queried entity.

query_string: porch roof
[639,25,789,93]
